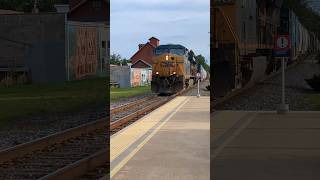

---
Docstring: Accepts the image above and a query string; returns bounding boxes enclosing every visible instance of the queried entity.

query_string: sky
[110,0,210,63]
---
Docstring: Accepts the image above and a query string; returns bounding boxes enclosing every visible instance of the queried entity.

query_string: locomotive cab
[151,44,193,94]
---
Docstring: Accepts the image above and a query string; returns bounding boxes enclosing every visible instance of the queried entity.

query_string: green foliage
[206,85,210,91]
[0,78,107,124]
[110,86,151,102]
[283,0,320,38]
[195,54,210,72]
[188,50,210,72]
[110,53,131,66]
[305,74,320,91]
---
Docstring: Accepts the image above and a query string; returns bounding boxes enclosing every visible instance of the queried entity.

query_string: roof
[149,37,159,41]
[69,0,87,13]
[131,59,152,68]
[130,42,155,60]
[69,0,108,13]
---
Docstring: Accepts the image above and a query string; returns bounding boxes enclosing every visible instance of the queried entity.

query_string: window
[169,49,185,56]
[155,48,169,56]
[102,41,106,48]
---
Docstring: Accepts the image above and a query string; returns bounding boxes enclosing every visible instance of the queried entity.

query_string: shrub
[206,85,210,91]
[305,74,320,91]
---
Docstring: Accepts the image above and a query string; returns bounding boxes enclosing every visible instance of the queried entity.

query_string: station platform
[110,96,210,180]
[212,111,320,180]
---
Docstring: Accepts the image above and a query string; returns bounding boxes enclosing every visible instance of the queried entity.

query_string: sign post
[273,35,290,114]
[196,73,201,98]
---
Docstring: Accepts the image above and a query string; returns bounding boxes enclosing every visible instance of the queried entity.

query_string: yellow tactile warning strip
[110,96,191,178]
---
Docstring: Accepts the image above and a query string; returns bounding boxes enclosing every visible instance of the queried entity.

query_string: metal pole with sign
[273,35,290,114]
[197,73,201,98]
[278,57,289,114]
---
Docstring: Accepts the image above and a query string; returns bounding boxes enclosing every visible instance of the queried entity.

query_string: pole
[281,57,285,105]
[277,57,289,114]
[197,79,200,98]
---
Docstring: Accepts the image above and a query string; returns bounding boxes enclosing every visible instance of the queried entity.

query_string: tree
[195,54,210,72]
[0,0,68,12]
[110,53,131,66]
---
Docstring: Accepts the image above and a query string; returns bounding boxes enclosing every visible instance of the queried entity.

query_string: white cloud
[111,0,210,61]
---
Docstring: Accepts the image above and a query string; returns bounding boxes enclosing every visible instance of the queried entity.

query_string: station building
[110,37,159,88]
[0,0,109,84]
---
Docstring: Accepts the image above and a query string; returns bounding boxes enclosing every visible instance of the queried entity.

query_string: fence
[110,65,152,88]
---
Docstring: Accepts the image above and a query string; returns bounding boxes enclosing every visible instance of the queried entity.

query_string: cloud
[111,0,210,61]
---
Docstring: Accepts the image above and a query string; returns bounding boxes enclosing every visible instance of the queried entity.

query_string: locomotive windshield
[155,48,168,56]
[169,49,185,56]
[155,44,187,56]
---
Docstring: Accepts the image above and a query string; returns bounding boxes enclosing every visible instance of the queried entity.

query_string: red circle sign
[274,35,291,51]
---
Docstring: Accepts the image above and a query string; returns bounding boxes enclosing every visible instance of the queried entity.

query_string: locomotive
[151,44,199,94]
[212,0,320,97]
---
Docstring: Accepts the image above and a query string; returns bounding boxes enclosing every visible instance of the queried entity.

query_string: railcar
[212,0,320,97]
[151,44,197,94]
[213,0,282,97]
[197,64,207,81]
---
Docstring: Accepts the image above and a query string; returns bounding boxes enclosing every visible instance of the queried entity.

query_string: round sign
[196,73,201,78]
[277,37,289,49]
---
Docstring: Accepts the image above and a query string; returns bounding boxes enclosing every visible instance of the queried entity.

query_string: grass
[110,86,151,102]
[305,93,320,110]
[0,77,107,125]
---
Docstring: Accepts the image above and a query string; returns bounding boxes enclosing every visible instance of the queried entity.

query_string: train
[151,44,207,94]
[212,0,320,97]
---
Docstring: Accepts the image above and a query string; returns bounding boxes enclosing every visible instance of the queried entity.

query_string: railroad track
[0,116,108,179]
[110,84,196,133]
[212,54,314,109]
[0,85,197,179]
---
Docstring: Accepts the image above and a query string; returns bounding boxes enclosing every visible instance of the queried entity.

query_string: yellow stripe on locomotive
[153,54,185,77]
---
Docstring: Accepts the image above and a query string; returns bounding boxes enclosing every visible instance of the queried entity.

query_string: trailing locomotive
[151,44,198,94]
[212,0,320,97]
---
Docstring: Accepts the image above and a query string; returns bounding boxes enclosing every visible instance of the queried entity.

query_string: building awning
[131,59,152,69]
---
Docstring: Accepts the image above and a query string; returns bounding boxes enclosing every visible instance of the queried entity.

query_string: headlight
[165,55,169,61]
[156,72,159,75]
[173,71,176,74]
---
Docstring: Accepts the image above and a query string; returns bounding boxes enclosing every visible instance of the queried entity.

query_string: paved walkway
[212,111,320,180]
[111,96,210,180]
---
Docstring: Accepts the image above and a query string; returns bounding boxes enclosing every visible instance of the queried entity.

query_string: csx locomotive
[212,0,320,97]
[151,44,199,94]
